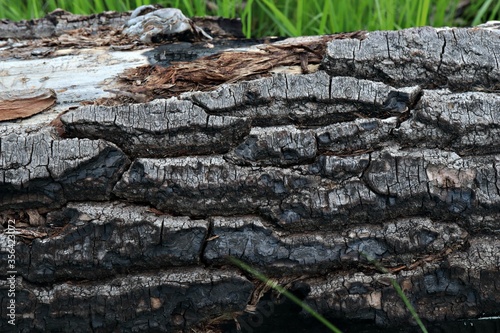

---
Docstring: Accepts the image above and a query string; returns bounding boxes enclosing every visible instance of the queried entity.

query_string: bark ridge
[1,24,500,332]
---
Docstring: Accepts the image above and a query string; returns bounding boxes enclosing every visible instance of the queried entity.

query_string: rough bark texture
[60,100,252,158]
[1,17,500,333]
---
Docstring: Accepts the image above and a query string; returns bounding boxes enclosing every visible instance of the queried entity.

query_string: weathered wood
[1,9,500,332]
[0,7,241,40]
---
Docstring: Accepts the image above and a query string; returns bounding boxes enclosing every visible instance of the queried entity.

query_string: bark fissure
[1,20,500,333]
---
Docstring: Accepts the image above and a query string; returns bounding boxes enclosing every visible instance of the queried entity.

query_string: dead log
[1,7,499,332]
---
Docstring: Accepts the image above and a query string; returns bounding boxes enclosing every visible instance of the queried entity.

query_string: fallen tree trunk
[0,9,499,333]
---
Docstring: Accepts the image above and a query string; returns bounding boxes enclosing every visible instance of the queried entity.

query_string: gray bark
[0,126,129,211]
[60,99,251,158]
[9,266,252,332]
[322,26,500,91]
[1,15,499,333]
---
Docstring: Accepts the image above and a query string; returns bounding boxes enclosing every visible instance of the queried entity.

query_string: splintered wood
[115,32,366,103]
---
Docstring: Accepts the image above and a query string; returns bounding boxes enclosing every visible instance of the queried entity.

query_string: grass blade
[242,0,254,38]
[390,279,429,333]
[229,256,343,333]
[472,0,493,26]
[363,253,428,333]
[256,0,299,36]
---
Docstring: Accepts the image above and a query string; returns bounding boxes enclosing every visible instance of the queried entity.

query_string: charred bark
[0,12,499,333]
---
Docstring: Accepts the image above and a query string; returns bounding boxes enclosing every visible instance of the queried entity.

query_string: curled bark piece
[0,89,56,121]
[185,71,421,126]
[60,98,251,158]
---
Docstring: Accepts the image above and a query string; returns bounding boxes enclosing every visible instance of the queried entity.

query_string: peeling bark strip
[1,20,500,332]
[183,71,421,126]
[60,99,251,158]
[0,89,56,121]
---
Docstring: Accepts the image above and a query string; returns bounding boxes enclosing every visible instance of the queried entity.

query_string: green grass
[365,254,428,333]
[0,0,499,38]
[230,255,429,333]
[465,0,500,26]
[229,257,343,333]
[390,279,428,333]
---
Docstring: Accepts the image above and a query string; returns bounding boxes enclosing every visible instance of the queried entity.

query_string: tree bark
[1,11,499,332]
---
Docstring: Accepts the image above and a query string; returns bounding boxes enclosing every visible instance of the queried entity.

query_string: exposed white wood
[0,47,150,126]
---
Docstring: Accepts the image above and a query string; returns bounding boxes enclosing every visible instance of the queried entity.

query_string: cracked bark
[0,16,499,333]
